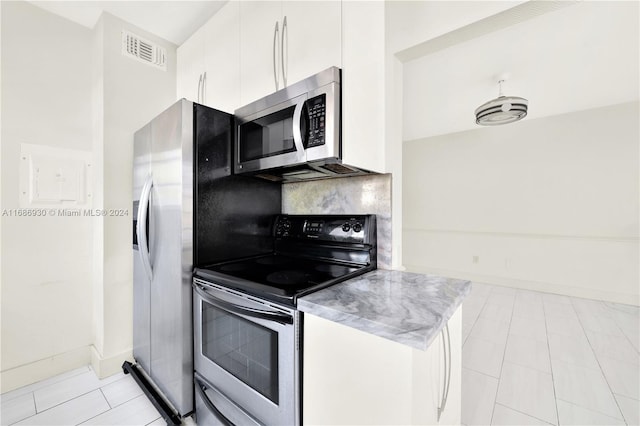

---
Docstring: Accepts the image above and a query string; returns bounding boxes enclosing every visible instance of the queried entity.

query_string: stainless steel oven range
[192,214,377,425]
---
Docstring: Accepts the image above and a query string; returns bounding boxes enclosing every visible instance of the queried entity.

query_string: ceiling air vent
[121,30,166,70]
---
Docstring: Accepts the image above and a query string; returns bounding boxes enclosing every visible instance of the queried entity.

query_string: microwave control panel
[305,94,326,148]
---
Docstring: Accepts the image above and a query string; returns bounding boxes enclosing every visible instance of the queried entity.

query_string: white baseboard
[404,265,640,306]
[0,346,91,393]
[90,346,133,379]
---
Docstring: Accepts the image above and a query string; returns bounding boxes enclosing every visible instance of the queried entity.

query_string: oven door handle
[195,377,235,426]
[195,284,293,325]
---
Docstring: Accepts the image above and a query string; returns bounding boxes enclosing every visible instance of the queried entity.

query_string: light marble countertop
[298,269,471,351]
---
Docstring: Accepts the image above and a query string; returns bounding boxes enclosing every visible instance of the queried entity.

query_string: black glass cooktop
[194,254,367,306]
[194,214,377,306]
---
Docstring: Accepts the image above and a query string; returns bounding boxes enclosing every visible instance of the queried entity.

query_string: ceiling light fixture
[475,79,528,126]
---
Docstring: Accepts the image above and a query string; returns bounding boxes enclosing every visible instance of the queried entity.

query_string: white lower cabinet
[303,306,462,425]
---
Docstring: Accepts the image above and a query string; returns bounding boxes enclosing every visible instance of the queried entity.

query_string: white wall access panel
[19,143,92,207]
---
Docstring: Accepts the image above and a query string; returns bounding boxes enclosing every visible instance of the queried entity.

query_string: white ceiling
[27,1,227,45]
[403,1,640,141]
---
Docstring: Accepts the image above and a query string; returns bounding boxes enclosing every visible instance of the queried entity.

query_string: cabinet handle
[202,71,207,104]
[273,21,280,90]
[197,73,203,103]
[437,324,452,421]
[281,16,288,87]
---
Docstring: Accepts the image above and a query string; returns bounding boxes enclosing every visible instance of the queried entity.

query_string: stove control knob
[353,222,362,233]
[342,223,351,232]
[276,219,291,236]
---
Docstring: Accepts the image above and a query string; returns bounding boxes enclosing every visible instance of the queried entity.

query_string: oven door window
[238,106,296,162]
[202,301,279,404]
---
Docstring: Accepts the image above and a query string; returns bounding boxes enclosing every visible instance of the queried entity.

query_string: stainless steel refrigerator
[129,99,281,424]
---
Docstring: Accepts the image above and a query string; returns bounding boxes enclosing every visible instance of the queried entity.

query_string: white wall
[1,0,94,391]
[403,102,639,305]
[91,12,176,377]
[401,1,639,140]
[385,0,525,54]
[384,1,529,270]
[0,1,177,390]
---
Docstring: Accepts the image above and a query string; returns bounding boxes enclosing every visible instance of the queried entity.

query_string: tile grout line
[462,290,492,347]
[542,295,560,426]
[145,417,162,426]
[462,284,500,426]
[570,297,629,424]
[489,287,516,426]
[493,402,554,425]
[78,390,120,426]
[605,303,640,358]
[30,391,36,415]
[0,367,91,402]
[14,387,107,424]
[99,387,112,409]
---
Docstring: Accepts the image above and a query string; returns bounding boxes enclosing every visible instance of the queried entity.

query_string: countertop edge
[298,270,472,351]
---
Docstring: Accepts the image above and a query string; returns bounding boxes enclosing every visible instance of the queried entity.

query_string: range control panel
[274,214,375,244]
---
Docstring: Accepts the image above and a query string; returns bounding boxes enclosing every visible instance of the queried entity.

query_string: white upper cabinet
[239,1,342,106]
[239,1,283,105]
[341,1,386,173]
[280,1,342,87]
[203,1,241,113]
[177,28,205,103]
[177,2,240,112]
[177,1,386,174]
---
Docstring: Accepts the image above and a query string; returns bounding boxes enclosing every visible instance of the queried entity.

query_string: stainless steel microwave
[235,67,365,182]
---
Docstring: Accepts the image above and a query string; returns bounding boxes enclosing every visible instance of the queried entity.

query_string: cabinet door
[177,29,205,102]
[341,1,386,173]
[303,314,415,425]
[203,1,241,113]
[280,1,341,86]
[240,1,282,105]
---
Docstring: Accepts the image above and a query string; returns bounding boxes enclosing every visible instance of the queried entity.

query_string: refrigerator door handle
[136,175,153,281]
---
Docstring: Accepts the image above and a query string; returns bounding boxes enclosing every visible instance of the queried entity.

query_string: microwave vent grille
[321,163,358,174]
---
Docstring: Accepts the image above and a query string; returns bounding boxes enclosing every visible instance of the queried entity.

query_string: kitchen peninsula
[300,270,471,425]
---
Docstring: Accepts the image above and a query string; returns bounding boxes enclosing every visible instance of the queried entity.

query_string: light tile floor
[1,283,638,425]
[0,367,162,425]
[462,282,640,426]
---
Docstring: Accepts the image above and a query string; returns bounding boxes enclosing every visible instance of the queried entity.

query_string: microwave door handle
[195,378,235,426]
[292,100,306,155]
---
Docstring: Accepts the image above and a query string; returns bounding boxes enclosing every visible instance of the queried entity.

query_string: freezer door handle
[136,175,153,281]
